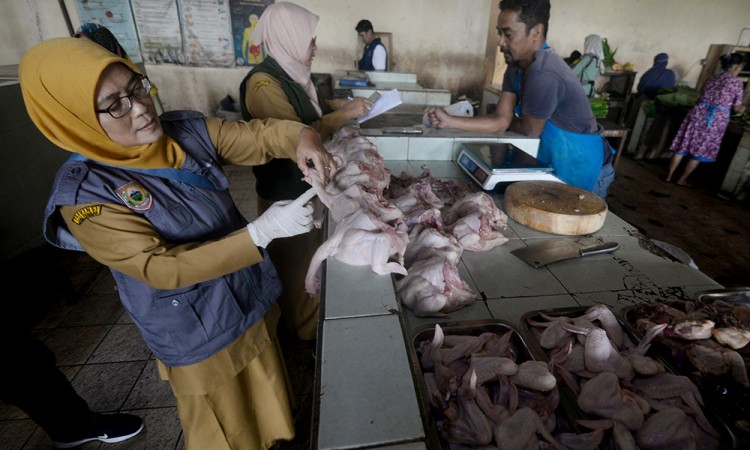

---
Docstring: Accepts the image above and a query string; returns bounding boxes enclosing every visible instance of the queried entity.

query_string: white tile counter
[314,156,722,449]
[360,128,541,161]
[334,70,451,106]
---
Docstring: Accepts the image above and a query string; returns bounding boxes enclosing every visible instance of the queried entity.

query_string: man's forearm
[443,114,510,133]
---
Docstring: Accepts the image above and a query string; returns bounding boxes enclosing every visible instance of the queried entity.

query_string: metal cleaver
[511,240,620,268]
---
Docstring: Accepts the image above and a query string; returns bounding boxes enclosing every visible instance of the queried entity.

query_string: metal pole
[58,0,75,36]
[737,27,750,47]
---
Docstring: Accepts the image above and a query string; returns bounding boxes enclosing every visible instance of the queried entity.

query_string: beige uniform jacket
[244,71,347,140]
[59,117,305,291]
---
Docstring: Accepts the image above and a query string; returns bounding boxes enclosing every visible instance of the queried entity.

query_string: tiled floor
[1,153,749,450]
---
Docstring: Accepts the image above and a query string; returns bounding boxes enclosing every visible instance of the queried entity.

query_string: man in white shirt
[356,19,387,71]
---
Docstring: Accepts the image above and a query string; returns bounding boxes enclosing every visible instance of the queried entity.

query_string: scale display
[456,142,559,190]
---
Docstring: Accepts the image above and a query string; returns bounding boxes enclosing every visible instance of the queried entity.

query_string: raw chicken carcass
[711,326,750,349]
[443,192,508,252]
[403,226,462,268]
[402,207,444,234]
[331,160,390,192]
[388,181,445,214]
[577,372,646,431]
[671,318,715,340]
[396,256,477,317]
[686,340,749,387]
[492,407,566,450]
[388,167,472,204]
[312,175,401,223]
[636,407,698,450]
[305,209,408,295]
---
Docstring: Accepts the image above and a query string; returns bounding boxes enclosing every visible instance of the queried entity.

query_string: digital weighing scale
[456,142,561,190]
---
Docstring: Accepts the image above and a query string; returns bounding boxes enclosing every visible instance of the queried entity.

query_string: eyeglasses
[96,76,152,119]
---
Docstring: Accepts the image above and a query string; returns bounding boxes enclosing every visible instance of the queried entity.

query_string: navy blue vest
[358,37,387,71]
[42,111,282,366]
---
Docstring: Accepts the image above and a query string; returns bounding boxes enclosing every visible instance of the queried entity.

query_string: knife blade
[511,240,620,268]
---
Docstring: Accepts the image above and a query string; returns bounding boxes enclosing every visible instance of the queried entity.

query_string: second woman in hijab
[637,52,676,99]
[239,2,372,341]
[571,34,605,97]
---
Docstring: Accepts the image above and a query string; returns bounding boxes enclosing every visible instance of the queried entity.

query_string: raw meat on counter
[442,191,509,252]
[304,208,409,295]
[306,128,511,317]
[304,128,409,295]
[625,297,750,442]
[386,171,509,316]
[397,255,477,317]
[525,304,725,449]
[414,323,571,449]
[386,164,471,205]
[627,300,750,387]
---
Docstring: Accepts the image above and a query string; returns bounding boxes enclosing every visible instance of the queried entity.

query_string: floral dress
[669,72,744,161]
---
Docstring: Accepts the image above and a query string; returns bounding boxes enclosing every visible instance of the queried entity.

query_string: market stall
[311,131,740,449]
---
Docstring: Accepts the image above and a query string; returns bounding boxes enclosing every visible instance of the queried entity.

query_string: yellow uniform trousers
[158,306,294,449]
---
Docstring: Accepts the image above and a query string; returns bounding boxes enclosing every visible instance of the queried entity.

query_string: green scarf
[240,56,320,124]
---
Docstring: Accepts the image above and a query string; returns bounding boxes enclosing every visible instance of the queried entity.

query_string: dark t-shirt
[503,47,597,134]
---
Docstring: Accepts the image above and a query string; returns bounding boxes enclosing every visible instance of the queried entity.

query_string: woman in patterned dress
[666,52,747,186]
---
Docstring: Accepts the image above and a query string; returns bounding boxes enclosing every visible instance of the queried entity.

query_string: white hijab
[251,2,321,116]
[583,34,605,74]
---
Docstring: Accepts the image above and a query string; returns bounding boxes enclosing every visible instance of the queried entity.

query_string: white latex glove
[247,189,317,248]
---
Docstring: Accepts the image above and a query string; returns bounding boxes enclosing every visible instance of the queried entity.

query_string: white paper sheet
[422,100,473,126]
[357,89,403,124]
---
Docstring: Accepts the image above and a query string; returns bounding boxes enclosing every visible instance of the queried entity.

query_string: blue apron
[514,42,614,197]
[538,121,608,192]
[699,101,730,128]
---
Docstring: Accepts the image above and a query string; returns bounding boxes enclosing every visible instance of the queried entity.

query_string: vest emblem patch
[71,205,103,225]
[253,80,270,92]
[116,181,153,211]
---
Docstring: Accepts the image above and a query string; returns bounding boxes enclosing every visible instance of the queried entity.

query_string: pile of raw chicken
[526,304,725,449]
[627,299,750,387]
[305,128,509,317]
[415,323,574,449]
[626,298,750,440]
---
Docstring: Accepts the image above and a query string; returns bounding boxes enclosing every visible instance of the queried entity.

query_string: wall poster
[74,0,144,63]
[229,0,273,66]
[131,0,184,64]
[177,0,235,67]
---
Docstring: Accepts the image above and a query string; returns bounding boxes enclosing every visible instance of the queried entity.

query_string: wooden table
[598,119,630,170]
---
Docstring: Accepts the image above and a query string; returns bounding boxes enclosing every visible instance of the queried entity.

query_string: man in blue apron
[426,0,614,198]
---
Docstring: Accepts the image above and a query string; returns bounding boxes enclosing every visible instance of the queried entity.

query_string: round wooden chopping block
[504,181,607,235]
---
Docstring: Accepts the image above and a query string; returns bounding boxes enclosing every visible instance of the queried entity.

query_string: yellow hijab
[19,38,184,169]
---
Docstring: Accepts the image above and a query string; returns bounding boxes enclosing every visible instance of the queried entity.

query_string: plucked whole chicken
[307,128,511,317]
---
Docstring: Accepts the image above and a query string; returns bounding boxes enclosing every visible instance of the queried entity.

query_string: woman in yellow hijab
[19,37,337,450]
